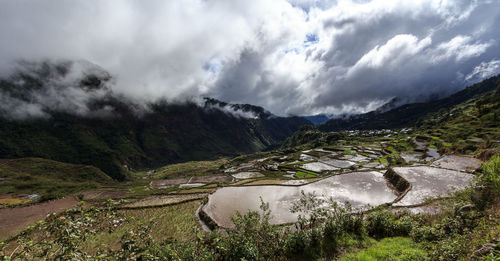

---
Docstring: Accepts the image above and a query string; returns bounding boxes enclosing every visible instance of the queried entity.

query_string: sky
[0,0,500,117]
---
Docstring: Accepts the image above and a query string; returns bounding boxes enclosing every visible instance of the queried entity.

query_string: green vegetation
[1,74,500,259]
[149,158,228,179]
[0,68,309,181]
[86,200,201,249]
[281,125,345,149]
[479,155,500,193]
[295,170,318,178]
[340,237,427,261]
[0,158,112,202]
[343,150,356,155]
[1,147,499,260]
[321,75,499,131]
[416,80,500,155]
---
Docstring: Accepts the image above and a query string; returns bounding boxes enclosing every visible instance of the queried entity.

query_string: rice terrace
[1,0,500,260]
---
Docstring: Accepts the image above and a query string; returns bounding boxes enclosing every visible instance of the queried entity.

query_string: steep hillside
[320,75,500,131]
[0,61,309,180]
[416,82,500,155]
[0,157,112,200]
[0,102,308,181]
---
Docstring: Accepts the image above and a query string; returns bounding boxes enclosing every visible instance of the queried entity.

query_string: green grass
[150,158,228,179]
[417,86,500,154]
[0,157,112,201]
[480,155,500,193]
[340,237,427,261]
[121,200,202,240]
[343,150,356,156]
[295,169,319,178]
[81,200,202,252]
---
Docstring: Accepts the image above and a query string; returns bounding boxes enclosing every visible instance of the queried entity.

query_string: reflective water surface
[203,171,397,227]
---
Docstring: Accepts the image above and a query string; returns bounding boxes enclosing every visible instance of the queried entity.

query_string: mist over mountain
[1,0,500,116]
[320,74,500,131]
[0,60,309,180]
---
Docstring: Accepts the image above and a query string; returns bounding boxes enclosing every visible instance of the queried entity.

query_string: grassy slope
[81,200,201,252]
[149,158,228,179]
[0,157,112,199]
[416,82,500,155]
[320,75,499,131]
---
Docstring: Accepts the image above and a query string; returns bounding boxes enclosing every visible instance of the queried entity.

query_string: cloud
[465,59,500,82]
[205,102,259,119]
[0,0,499,118]
[0,60,121,120]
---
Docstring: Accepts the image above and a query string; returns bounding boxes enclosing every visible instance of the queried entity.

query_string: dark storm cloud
[309,0,500,114]
[0,0,499,118]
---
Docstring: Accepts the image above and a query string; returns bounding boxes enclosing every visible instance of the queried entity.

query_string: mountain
[303,114,331,125]
[374,97,405,113]
[320,75,500,131]
[0,61,309,180]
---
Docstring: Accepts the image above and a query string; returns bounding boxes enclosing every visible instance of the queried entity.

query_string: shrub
[411,225,444,242]
[284,230,309,256]
[479,155,500,193]
[291,192,367,256]
[365,211,394,239]
[393,215,416,236]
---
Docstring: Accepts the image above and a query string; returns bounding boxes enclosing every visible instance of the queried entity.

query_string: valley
[2,1,500,259]
[0,75,499,260]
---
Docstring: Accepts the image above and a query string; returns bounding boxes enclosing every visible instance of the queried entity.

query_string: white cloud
[350,34,432,71]
[0,0,499,118]
[465,59,500,82]
[432,35,493,63]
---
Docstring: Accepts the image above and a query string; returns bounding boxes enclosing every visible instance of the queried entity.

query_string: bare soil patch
[0,196,78,241]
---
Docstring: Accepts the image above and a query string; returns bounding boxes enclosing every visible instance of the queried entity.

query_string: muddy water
[392,166,474,207]
[300,162,339,172]
[401,151,424,163]
[318,157,356,168]
[425,148,440,161]
[431,155,482,173]
[203,171,397,228]
[232,172,265,179]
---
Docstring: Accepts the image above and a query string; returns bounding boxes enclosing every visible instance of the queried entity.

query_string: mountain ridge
[0,61,309,180]
[319,75,500,131]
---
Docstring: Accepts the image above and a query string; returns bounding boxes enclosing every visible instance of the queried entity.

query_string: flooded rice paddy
[231,172,265,179]
[431,155,482,173]
[3,137,480,237]
[202,139,477,227]
[392,166,475,207]
[203,171,398,227]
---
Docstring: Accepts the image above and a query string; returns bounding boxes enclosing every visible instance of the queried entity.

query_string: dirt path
[0,196,78,241]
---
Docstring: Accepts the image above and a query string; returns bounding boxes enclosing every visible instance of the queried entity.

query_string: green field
[295,169,319,178]
[0,157,112,202]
